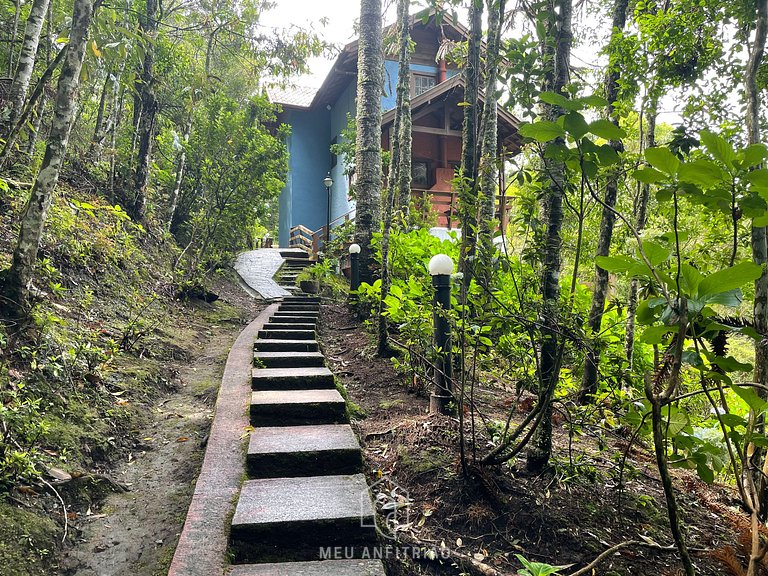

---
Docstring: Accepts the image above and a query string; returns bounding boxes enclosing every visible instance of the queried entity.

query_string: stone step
[247,424,363,478]
[253,351,325,369]
[273,309,319,315]
[252,367,335,391]
[258,329,315,340]
[283,295,320,303]
[271,314,318,323]
[250,389,346,425]
[229,560,386,576]
[263,322,316,331]
[279,304,320,312]
[254,339,319,352]
[279,249,310,259]
[229,474,377,562]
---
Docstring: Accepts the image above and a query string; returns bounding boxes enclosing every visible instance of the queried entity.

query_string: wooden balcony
[411,189,512,230]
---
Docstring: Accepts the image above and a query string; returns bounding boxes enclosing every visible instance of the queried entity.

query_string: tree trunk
[90,69,112,156]
[747,0,768,533]
[477,0,505,269]
[3,0,51,140]
[526,0,573,473]
[378,0,410,356]
[24,94,48,157]
[352,0,383,287]
[457,0,483,283]
[624,99,657,368]
[8,0,21,76]
[578,0,629,403]
[167,110,192,229]
[2,0,95,318]
[0,45,68,169]
[130,0,159,221]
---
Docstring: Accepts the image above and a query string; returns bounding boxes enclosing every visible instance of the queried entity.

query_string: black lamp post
[323,172,333,245]
[428,254,454,414]
[349,243,361,293]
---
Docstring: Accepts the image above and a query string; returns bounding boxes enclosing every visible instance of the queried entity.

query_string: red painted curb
[168,304,279,576]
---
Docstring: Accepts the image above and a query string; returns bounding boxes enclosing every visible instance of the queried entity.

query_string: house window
[412,161,430,188]
[413,73,436,96]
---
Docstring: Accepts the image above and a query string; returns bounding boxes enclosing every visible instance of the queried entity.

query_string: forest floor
[0,269,262,576]
[52,277,263,576]
[318,301,750,576]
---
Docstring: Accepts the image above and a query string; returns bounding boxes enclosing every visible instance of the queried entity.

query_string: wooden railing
[288,209,356,260]
[288,190,512,258]
[411,189,512,230]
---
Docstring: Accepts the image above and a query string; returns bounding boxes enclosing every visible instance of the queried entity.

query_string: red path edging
[168,304,279,576]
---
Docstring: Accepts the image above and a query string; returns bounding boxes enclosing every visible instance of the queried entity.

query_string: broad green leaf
[596,144,620,166]
[712,356,753,373]
[544,142,570,160]
[681,263,702,294]
[563,111,589,139]
[730,384,768,415]
[746,169,768,191]
[578,94,609,108]
[539,91,576,110]
[645,147,680,175]
[697,262,762,299]
[639,324,677,344]
[640,241,670,266]
[682,350,704,368]
[701,130,736,168]
[742,144,768,168]
[706,288,743,307]
[519,121,565,142]
[696,461,715,484]
[632,167,667,184]
[595,256,635,273]
[719,413,747,428]
[664,407,690,436]
[677,159,725,187]
[753,215,768,227]
[588,119,626,140]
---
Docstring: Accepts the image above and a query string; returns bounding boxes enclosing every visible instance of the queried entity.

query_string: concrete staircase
[229,296,385,574]
[273,250,313,293]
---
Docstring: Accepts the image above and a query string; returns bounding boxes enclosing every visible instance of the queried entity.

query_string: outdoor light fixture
[428,254,454,276]
[323,172,333,244]
[428,253,454,415]
[349,243,361,294]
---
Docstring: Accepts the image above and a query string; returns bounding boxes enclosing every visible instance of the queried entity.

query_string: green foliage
[515,554,567,576]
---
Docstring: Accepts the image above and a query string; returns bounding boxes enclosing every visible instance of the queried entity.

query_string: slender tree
[378,0,411,355]
[2,0,51,141]
[624,99,656,367]
[477,0,506,266]
[130,0,159,221]
[457,0,483,283]
[2,0,97,318]
[352,0,384,286]
[526,0,573,472]
[578,0,629,403]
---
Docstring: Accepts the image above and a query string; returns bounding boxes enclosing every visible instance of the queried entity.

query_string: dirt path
[57,280,262,576]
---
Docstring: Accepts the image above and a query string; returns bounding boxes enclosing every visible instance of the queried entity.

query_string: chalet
[268,10,521,249]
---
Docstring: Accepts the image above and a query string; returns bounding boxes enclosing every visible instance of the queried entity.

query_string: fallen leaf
[176,437,190,442]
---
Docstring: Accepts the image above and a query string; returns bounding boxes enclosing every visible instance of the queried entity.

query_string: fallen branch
[567,537,711,576]
[399,534,512,576]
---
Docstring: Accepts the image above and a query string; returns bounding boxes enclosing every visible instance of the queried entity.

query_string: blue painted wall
[329,79,357,224]
[278,107,331,246]
[278,57,460,246]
